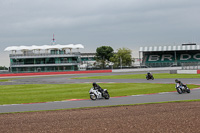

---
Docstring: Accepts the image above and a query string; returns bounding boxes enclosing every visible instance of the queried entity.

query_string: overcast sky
[1,0,200,67]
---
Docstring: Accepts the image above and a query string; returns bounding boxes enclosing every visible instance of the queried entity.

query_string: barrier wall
[177,70,197,74]
[113,67,200,74]
[197,70,200,74]
[112,67,182,73]
[0,70,112,77]
[1,68,199,77]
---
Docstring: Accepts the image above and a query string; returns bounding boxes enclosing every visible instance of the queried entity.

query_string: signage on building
[146,52,200,63]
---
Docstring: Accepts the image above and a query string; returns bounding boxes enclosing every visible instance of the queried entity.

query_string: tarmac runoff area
[0,71,200,113]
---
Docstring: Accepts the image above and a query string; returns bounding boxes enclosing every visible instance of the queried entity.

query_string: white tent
[4,44,84,51]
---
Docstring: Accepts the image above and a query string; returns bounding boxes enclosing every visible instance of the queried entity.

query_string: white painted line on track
[1,104,20,106]
[0,101,70,107]
[131,92,173,97]
[64,82,117,84]
[158,92,172,94]
[132,95,143,97]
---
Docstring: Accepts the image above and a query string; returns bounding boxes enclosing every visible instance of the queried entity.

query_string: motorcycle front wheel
[90,94,97,100]
[177,88,182,94]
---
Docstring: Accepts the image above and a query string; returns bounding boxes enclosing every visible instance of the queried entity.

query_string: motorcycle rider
[93,82,104,94]
[147,72,153,78]
[175,79,186,88]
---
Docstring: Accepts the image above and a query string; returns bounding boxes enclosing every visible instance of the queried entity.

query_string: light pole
[120,56,122,69]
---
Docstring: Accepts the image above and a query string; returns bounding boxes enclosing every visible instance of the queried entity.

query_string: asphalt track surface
[0,71,200,113]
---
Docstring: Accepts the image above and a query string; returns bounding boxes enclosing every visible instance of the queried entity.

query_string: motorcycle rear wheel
[104,93,110,100]
[186,88,190,93]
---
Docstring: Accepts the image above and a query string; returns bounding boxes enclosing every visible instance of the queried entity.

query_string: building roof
[139,45,200,52]
[4,44,84,51]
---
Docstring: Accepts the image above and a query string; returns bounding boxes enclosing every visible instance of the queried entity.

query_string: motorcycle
[175,83,190,94]
[146,74,154,80]
[89,88,110,100]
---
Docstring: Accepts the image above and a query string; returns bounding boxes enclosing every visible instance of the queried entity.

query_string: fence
[181,62,200,70]
[145,62,175,67]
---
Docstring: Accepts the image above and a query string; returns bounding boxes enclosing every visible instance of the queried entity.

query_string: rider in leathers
[175,79,186,88]
[147,72,153,79]
[93,82,104,95]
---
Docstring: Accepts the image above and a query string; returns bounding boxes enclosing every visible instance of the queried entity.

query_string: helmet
[175,79,179,83]
[93,82,97,86]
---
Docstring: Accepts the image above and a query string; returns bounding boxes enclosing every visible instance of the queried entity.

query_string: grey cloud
[1,0,200,66]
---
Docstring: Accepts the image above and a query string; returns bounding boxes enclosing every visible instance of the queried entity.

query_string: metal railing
[145,62,175,68]
[181,62,200,70]
[11,61,79,66]
[11,69,76,73]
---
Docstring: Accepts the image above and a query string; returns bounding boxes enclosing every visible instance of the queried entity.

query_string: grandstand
[4,44,84,73]
[139,44,200,69]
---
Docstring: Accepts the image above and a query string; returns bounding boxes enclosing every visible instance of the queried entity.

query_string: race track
[0,71,200,113]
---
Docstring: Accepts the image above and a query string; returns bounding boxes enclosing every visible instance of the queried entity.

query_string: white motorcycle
[175,83,190,94]
[89,88,110,100]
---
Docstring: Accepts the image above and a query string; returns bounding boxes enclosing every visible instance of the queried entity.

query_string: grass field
[73,73,200,79]
[0,83,199,105]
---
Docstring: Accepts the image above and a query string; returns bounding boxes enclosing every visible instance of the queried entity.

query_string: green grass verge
[0,79,11,82]
[0,83,199,105]
[73,73,200,79]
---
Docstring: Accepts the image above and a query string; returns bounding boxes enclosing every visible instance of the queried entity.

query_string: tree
[95,46,114,68]
[110,47,134,68]
[0,66,8,70]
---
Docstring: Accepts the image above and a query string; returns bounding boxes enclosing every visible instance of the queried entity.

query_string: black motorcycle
[146,74,154,80]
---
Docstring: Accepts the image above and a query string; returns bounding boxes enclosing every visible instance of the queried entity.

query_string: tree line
[0,66,8,70]
[95,46,134,69]
[0,46,134,70]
